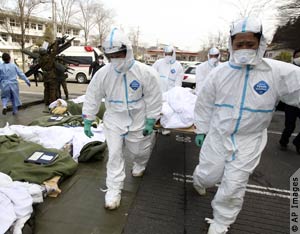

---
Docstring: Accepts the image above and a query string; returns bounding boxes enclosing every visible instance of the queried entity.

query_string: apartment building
[0,9,82,62]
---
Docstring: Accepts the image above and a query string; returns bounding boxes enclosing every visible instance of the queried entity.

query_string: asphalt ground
[1,84,300,234]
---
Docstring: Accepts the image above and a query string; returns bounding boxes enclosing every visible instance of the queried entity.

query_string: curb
[4,100,45,112]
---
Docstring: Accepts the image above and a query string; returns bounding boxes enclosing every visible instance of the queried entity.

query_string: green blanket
[29,115,83,127]
[67,101,106,119]
[0,135,78,184]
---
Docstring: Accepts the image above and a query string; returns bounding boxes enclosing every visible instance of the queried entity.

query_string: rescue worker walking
[152,45,184,135]
[152,45,184,93]
[195,47,221,95]
[0,53,31,115]
[82,28,162,210]
[192,17,300,234]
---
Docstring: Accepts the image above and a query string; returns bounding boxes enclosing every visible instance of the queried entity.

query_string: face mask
[208,57,219,67]
[233,49,257,65]
[164,55,173,64]
[110,58,126,72]
[293,57,300,66]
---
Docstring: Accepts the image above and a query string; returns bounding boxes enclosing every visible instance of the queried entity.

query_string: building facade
[0,10,81,63]
[144,43,201,65]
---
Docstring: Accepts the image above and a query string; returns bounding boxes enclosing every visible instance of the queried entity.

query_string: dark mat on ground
[122,132,289,234]
[33,155,142,234]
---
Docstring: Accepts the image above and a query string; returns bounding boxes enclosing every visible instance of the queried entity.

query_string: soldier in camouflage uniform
[39,47,58,105]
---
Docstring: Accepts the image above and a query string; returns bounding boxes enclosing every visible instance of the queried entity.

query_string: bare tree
[0,0,42,70]
[56,0,78,35]
[93,2,114,46]
[128,26,141,58]
[77,0,96,45]
[224,0,278,18]
[277,0,300,23]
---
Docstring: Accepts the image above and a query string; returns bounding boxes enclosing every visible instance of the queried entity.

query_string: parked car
[61,46,103,83]
[179,61,201,70]
[182,64,200,89]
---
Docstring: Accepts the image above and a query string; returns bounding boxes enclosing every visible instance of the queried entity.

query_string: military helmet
[39,48,47,55]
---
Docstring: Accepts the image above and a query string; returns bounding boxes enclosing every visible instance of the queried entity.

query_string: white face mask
[110,58,126,72]
[233,49,257,65]
[164,55,173,64]
[208,57,219,67]
[293,57,300,66]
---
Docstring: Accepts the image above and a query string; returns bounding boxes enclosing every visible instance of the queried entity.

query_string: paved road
[3,83,300,233]
[19,80,88,97]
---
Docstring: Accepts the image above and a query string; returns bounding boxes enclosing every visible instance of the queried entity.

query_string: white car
[182,65,198,89]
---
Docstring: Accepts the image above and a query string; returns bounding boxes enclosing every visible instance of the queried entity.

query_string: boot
[105,189,121,210]
[132,163,145,177]
[193,183,206,196]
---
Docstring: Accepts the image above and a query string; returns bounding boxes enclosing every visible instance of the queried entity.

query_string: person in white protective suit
[152,45,184,93]
[192,17,300,234]
[82,28,162,210]
[152,45,184,135]
[195,47,221,95]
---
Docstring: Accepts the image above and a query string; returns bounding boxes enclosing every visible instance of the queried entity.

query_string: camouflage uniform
[56,64,69,100]
[39,49,58,105]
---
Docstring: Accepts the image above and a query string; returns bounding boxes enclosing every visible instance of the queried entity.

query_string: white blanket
[160,87,197,128]
[0,123,106,161]
[0,173,43,234]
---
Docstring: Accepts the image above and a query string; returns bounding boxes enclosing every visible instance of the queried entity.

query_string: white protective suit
[193,17,300,232]
[82,28,162,191]
[152,45,184,93]
[195,48,221,95]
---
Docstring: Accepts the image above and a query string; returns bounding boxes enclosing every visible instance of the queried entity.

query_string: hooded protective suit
[195,47,221,95]
[193,17,300,232]
[152,45,184,93]
[82,28,162,193]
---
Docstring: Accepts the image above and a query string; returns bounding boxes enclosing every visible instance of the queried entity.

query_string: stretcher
[154,122,195,134]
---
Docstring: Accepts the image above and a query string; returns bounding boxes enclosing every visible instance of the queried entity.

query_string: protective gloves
[25,80,31,87]
[195,134,206,147]
[143,118,156,136]
[84,119,94,138]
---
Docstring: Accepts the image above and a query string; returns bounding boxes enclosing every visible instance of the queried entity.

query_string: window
[0,17,5,25]
[25,36,30,43]
[73,30,79,35]
[10,18,16,26]
[1,34,7,41]
[31,23,36,30]
[64,56,92,65]
[66,28,71,34]
[25,22,29,29]
[57,27,62,33]
[38,24,43,30]
[12,35,21,43]
[185,66,196,75]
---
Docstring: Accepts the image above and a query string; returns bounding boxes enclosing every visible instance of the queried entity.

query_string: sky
[102,0,281,51]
